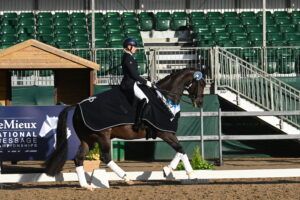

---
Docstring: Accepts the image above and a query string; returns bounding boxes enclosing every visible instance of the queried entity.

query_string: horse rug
[78,86,180,133]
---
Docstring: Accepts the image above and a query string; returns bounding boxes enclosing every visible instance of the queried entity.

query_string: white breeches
[134,82,149,103]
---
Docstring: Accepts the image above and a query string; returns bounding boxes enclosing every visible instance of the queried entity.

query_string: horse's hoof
[163,166,172,176]
[187,171,197,180]
[123,175,134,185]
[125,180,134,185]
[163,166,175,180]
[83,184,95,191]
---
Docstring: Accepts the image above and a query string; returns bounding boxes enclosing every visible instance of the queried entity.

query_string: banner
[0,106,80,161]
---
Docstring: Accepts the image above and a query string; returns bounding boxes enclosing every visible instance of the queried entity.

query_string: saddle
[78,86,180,134]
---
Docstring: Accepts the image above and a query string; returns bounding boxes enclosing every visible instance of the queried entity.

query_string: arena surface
[1,157,300,200]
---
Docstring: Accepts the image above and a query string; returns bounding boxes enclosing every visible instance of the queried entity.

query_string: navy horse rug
[78,86,180,133]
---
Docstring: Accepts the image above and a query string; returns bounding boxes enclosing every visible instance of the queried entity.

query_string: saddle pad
[140,86,180,133]
[78,86,180,133]
[78,87,135,131]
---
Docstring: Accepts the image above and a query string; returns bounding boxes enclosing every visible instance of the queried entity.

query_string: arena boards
[1,168,300,188]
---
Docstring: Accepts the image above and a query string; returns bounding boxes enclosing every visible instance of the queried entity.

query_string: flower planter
[83,160,101,172]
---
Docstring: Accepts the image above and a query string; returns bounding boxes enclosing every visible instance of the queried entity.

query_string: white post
[213,47,220,93]
[91,0,95,51]
[262,0,267,71]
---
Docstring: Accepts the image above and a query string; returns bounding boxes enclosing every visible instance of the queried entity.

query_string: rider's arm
[125,56,147,85]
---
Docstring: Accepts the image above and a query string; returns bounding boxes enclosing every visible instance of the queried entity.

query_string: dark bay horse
[45,68,206,190]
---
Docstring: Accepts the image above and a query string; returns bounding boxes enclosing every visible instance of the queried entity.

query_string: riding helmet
[123,38,138,48]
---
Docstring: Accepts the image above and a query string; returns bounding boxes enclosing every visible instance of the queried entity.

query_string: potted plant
[84,143,101,172]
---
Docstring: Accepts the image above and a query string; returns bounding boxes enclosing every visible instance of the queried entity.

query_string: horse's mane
[156,68,197,85]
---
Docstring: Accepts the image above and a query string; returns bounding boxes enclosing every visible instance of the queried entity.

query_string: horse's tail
[44,105,75,176]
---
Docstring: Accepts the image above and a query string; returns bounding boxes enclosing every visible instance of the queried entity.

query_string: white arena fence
[0,110,299,187]
[111,109,300,165]
[2,168,300,189]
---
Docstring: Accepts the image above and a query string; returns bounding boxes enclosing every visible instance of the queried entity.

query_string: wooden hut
[0,39,99,105]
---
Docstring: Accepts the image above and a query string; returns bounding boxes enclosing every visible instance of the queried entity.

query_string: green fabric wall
[279,77,300,90]
[94,85,112,94]
[11,85,112,105]
[153,95,220,160]
[12,86,55,105]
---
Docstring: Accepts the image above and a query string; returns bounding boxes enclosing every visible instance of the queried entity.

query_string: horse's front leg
[157,132,195,179]
[74,141,95,191]
[98,129,134,185]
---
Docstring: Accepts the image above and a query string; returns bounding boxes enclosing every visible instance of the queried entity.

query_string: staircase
[213,47,300,134]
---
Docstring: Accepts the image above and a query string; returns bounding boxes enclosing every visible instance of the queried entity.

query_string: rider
[120,38,152,131]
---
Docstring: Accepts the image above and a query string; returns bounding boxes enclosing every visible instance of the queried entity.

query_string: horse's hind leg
[73,141,94,190]
[157,132,194,179]
[96,129,133,184]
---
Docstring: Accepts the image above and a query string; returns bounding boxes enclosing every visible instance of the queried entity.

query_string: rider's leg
[133,82,149,102]
[133,83,150,131]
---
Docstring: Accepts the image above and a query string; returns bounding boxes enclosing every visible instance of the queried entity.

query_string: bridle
[153,71,205,105]
[186,79,201,100]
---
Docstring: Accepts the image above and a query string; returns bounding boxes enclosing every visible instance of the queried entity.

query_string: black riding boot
[132,98,149,132]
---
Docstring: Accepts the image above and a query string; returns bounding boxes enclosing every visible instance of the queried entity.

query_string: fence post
[235,57,240,106]
[149,48,156,81]
[270,77,274,110]
[200,107,204,159]
[209,47,215,84]
[91,0,95,51]
[93,49,97,64]
[218,108,223,166]
[213,47,219,94]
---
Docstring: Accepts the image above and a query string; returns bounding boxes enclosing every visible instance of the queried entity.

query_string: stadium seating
[4,10,299,50]
[0,10,298,75]
[191,10,300,49]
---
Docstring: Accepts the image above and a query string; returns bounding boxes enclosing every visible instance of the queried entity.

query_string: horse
[44,68,206,190]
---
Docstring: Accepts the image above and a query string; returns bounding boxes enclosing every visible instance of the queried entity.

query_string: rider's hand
[146,81,152,87]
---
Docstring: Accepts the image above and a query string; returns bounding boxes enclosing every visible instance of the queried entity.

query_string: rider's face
[128,45,137,54]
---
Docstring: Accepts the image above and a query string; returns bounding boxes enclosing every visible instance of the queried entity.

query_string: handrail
[214,47,300,129]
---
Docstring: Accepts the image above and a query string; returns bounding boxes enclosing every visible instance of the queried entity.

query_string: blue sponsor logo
[0,106,80,161]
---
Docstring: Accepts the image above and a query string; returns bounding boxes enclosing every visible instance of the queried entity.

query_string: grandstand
[0,0,299,159]
[0,1,298,81]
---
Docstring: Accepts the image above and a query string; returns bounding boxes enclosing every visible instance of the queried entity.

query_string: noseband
[155,71,205,104]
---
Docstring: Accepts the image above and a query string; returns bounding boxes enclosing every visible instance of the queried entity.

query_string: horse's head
[185,70,206,108]
[156,68,206,108]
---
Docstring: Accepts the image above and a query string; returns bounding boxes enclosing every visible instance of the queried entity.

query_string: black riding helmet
[123,38,138,48]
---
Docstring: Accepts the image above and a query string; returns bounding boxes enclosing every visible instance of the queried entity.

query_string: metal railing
[9,46,300,86]
[224,46,300,76]
[214,47,300,128]
[112,110,300,165]
[11,48,92,86]
[149,47,212,82]
[93,47,212,84]
[94,48,148,85]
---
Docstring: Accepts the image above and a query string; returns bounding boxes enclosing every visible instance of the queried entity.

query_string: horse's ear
[198,64,208,78]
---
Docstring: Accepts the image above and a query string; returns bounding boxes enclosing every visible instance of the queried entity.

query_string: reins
[153,80,201,105]
[149,68,205,105]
